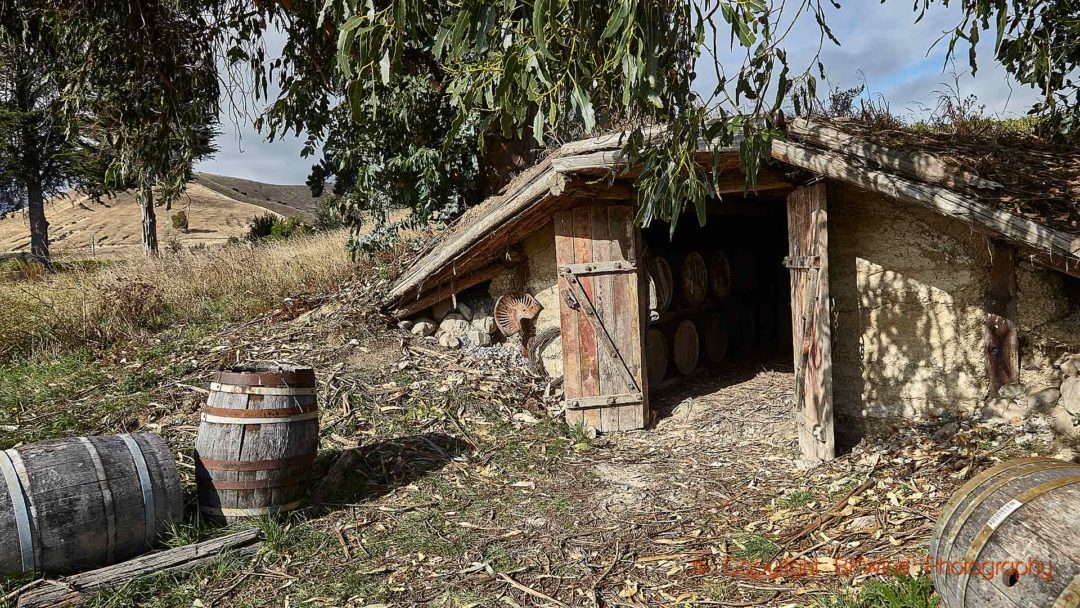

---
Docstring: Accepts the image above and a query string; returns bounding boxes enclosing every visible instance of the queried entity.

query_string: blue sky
[196,2,1042,185]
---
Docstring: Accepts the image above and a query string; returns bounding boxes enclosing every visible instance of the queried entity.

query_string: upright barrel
[0,433,181,574]
[195,364,319,524]
[929,457,1080,608]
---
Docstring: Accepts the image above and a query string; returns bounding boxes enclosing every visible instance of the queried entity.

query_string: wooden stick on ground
[17,529,262,608]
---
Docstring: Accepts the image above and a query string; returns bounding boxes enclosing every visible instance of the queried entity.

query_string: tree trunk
[139,184,158,256]
[26,178,50,269]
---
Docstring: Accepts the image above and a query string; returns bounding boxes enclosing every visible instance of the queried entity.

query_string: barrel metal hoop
[200,499,305,518]
[209,383,317,396]
[958,474,1080,607]
[1053,572,1080,608]
[119,434,156,549]
[200,411,320,425]
[936,459,1071,564]
[197,453,316,472]
[930,457,1057,557]
[213,369,316,387]
[0,449,34,572]
[79,437,117,564]
[203,404,318,419]
[195,473,308,490]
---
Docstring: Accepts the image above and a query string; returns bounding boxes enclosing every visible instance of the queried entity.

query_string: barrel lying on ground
[0,433,181,575]
[195,364,320,524]
[929,457,1080,608]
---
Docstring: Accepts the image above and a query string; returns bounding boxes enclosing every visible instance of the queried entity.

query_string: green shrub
[170,210,189,232]
[248,213,312,242]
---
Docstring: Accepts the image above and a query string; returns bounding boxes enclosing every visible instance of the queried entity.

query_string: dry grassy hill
[0,176,322,262]
[193,173,321,222]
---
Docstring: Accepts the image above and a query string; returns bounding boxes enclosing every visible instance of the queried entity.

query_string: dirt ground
[5,275,1031,608]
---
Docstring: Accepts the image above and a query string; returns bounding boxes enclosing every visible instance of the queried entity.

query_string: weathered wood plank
[786,184,835,462]
[772,140,1080,263]
[592,206,618,433]
[554,211,584,429]
[572,206,601,432]
[611,206,648,430]
[16,529,261,608]
[388,257,525,319]
[786,118,1003,190]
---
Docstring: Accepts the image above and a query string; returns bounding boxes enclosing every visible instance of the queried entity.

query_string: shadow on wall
[827,183,992,451]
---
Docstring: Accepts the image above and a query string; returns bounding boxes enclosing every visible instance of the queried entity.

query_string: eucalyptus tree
[318,0,1078,232]
[0,4,98,267]
[49,0,222,256]
[917,0,1079,134]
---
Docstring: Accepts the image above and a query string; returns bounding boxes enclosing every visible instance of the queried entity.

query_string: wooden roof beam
[787,119,1003,191]
[771,140,1080,277]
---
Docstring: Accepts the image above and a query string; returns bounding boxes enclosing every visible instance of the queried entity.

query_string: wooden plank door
[554,204,648,433]
[785,183,835,461]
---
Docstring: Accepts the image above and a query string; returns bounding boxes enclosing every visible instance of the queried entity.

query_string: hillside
[0,176,321,262]
[193,172,321,222]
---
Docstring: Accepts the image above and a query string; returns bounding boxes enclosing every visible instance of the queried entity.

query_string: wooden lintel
[985,241,1019,395]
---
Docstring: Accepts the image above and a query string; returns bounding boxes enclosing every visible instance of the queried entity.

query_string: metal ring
[79,437,117,564]
[200,499,305,518]
[119,434,156,549]
[0,449,34,572]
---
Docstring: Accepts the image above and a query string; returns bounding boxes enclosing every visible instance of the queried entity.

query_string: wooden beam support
[772,139,1080,267]
[787,119,1003,191]
[985,241,1019,396]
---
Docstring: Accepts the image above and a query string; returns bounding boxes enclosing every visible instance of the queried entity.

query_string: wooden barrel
[670,320,700,375]
[680,252,708,306]
[929,457,1080,608]
[645,328,668,387]
[0,433,181,574]
[697,316,729,362]
[195,364,320,524]
[706,251,732,300]
[647,256,673,314]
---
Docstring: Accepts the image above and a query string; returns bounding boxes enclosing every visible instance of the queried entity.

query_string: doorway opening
[641,195,794,421]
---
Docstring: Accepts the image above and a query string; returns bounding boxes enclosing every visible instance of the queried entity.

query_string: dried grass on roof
[821,113,1080,236]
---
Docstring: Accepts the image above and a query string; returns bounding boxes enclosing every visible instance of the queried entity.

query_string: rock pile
[403,290,501,350]
[977,352,1080,454]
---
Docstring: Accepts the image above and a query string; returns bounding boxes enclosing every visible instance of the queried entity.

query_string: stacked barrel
[645,248,768,385]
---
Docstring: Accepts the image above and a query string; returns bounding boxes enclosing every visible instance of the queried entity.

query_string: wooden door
[785,184,835,461]
[554,204,648,433]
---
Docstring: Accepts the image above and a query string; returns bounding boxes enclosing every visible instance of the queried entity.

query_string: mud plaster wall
[827,182,1080,432]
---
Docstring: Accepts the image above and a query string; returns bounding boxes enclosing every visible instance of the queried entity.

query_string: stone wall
[826,181,1080,440]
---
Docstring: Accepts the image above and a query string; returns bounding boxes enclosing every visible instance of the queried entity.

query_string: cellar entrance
[641,195,794,416]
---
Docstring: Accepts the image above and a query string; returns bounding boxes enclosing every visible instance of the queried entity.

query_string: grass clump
[732,533,780,561]
[817,575,939,608]
[777,489,815,509]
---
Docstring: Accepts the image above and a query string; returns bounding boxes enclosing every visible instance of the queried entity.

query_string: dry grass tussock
[0,229,368,360]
